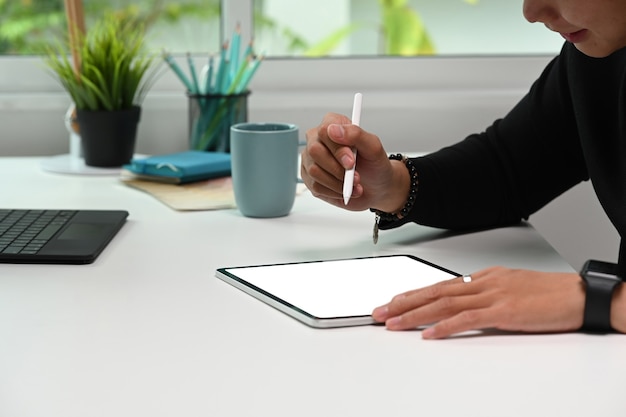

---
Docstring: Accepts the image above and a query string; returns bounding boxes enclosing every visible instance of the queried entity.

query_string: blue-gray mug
[230,122,300,218]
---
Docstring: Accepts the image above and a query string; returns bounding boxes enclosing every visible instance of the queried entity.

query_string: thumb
[327,123,385,168]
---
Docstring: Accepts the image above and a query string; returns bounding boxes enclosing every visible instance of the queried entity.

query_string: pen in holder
[187,91,249,152]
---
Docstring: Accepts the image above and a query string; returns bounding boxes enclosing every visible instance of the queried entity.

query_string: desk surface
[0,157,623,417]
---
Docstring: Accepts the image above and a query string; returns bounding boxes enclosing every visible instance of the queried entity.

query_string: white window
[253,0,562,57]
[0,0,560,156]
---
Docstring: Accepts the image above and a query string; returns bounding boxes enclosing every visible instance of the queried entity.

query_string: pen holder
[187,91,250,152]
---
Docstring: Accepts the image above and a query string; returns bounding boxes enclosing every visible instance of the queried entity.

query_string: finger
[326,123,387,168]
[302,146,364,199]
[379,278,459,306]
[318,112,351,129]
[312,114,353,166]
[305,123,354,180]
[307,138,346,181]
[301,134,345,196]
[301,152,343,197]
[404,269,486,294]
[303,173,364,207]
[384,293,488,331]
[325,124,358,170]
[372,277,478,315]
[422,307,496,339]
[373,274,482,320]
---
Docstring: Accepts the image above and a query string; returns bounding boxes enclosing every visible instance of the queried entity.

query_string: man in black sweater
[301,0,626,338]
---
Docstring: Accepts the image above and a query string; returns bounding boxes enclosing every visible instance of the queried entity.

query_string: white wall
[0,54,619,271]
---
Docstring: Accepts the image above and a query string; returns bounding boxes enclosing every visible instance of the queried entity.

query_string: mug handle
[297,141,307,183]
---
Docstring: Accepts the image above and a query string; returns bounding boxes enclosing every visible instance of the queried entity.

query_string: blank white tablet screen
[225,255,458,318]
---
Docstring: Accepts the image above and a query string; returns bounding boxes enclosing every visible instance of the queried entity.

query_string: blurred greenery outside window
[1,0,562,58]
[254,0,563,57]
[0,0,221,55]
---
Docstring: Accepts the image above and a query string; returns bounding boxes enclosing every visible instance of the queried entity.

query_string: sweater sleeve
[379,47,589,231]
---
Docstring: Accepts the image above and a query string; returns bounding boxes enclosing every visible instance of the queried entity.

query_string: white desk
[0,157,623,417]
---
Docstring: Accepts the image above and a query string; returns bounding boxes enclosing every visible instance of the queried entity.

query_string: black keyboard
[0,209,77,255]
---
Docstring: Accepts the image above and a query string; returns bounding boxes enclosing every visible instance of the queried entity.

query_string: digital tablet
[215,254,460,328]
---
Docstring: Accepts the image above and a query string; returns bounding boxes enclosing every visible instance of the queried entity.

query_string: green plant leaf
[83,63,114,110]
[380,0,435,55]
[43,12,161,111]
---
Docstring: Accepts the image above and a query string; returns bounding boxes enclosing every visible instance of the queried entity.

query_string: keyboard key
[2,246,23,254]
[35,224,63,241]
[0,209,77,255]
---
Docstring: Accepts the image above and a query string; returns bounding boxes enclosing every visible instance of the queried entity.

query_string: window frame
[0,0,557,158]
[0,0,559,95]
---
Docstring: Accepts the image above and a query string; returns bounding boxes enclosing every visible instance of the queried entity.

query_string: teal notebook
[124,151,231,184]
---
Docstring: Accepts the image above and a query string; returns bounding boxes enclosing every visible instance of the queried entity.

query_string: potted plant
[44,14,160,167]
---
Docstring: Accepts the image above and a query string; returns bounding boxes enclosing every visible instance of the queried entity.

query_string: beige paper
[121,176,236,211]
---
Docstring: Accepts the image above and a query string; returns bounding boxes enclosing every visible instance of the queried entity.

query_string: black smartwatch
[580,259,623,332]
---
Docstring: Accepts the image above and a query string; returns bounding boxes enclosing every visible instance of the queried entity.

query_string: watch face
[583,260,620,280]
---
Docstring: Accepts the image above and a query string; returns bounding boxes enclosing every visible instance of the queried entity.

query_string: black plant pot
[76,106,141,167]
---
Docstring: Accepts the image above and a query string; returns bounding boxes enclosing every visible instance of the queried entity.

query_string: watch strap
[581,260,622,332]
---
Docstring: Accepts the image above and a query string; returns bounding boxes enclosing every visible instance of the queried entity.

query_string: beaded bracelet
[369,153,418,244]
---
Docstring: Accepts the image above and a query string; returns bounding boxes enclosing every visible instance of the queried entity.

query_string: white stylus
[343,92,362,205]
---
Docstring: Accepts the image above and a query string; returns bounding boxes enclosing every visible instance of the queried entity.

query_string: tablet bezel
[215,254,460,328]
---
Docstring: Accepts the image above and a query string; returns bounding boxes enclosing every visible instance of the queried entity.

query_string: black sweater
[381,42,626,275]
